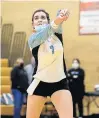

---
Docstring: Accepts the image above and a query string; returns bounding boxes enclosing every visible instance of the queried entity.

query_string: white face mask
[72,62,79,69]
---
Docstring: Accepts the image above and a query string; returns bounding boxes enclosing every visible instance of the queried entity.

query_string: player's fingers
[65,12,70,17]
[64,14,69,21]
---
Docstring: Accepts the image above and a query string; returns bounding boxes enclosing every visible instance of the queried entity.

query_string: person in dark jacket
[11,58,29,118]
[68,58,85,118]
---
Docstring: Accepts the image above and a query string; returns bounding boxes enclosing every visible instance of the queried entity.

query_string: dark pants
[12,89,25,118]
[73,97,83,117]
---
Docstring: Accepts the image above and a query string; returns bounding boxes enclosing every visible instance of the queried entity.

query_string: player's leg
[26,95,47,118]
[51,90,73,118]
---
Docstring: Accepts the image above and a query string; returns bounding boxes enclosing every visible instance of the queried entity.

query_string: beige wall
[1,1,99,91]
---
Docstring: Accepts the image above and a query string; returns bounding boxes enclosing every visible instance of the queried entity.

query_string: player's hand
[58,9,70,21]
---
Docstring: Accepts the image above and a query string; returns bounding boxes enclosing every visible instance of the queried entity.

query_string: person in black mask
[68,58,85,118]
[11,58,29,118]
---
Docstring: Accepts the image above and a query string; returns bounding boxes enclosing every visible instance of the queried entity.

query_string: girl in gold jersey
[26,9,73,118]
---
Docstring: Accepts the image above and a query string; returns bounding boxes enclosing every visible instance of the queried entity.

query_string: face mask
[20,63,24,68]
[34,24,47,32]
[72,63,79,69]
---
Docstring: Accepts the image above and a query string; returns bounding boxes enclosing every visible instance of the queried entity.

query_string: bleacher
[0,58,27,116]
[1,23,28,116]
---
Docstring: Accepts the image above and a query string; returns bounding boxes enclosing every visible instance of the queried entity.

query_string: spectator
[11,58,29,118]
[68,58,85,118]
[24,56,35,85]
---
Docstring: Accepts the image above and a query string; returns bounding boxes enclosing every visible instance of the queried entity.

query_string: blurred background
[1,0,99,118]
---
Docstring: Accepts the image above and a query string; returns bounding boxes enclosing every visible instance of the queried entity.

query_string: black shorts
[33,78,69,97]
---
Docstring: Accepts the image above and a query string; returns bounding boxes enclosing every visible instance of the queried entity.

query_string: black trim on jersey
[55,33,67,76]
[32,45,40,75]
